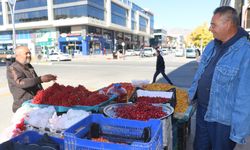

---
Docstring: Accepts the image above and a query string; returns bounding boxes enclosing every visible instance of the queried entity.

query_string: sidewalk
[31,53,193,64]
[71,54,148,62]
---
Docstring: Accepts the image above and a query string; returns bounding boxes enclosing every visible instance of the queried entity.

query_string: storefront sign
[66,37,79,41]
[35,29,56,43]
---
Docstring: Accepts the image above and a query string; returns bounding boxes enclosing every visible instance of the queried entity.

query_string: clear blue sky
[132,0,220,30]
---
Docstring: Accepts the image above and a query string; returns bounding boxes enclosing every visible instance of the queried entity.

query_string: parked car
[175,49,185,57]
[133,49,141,56]
[141,47,155,57]
[160,48,169,55]
[186,48,197,58]
[48,52,71,61]
[0,50,15,62]
[125,49,135,56]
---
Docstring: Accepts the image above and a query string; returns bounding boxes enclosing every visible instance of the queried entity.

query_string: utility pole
[7,0,17,50]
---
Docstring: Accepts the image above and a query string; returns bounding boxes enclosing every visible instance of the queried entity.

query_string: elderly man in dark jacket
[7,46,57,112]
[152,48,173,85]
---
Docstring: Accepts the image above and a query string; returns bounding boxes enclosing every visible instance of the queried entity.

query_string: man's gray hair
[214,6,239,26]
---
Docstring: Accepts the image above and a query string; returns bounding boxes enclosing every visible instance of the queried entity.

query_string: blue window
[54,0,104,5]
[87,5,104,20]
[0,15,3,25]
[131,10,136,30]
[119,0,130,5]
[149,15,154,34]
[0,32,12,41]
[111,2,127,26]
[112,15,126,26]
[131,10,135,20]
[16,30,32,40]
[131,21,136,30]
[53,0,82,4]
[132,3,145,15]
[89,0,104,6]
[54,5,87,19]
[54,5,104,20]
[15,0,47,10]
[139,16,147,32]
[112,3,127,16]
[9,10,48,23]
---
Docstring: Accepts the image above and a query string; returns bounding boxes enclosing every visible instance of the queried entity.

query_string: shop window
[59,26,71,34]
[88,26,102,35]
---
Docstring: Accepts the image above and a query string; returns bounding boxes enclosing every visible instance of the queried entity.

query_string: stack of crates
[64,114,163,150]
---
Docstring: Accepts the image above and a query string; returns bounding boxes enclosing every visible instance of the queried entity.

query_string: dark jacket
[156,54,165,71]
[7,61,43,112]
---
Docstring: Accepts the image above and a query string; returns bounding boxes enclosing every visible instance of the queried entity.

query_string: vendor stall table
[172,104,196,150]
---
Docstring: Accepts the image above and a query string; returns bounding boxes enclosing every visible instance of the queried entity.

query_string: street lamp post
[7,0,17,50]
[121,42,125,60]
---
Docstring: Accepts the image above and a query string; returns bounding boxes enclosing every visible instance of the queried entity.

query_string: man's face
[16,47,32,64]
[209,13,230,42]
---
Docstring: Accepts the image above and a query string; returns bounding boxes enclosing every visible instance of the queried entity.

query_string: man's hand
[40,74,57,83]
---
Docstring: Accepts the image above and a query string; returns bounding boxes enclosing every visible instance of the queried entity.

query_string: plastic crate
[22,95,117,112]
[10,130,64,150]
[64,114,163,150]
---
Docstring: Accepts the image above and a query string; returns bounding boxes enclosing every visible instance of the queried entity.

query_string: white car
[160,48,169,55]
[48,52,71,61]
[125,49,135,56]
[185,48,197,58]
[175,49,185,57]
[141,47,155,57]
[133,49,141,56]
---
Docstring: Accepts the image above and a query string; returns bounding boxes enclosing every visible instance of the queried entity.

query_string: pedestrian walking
[152,47,173,85]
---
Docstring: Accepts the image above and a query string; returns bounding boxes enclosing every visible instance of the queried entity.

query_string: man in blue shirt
[189,6,250,150]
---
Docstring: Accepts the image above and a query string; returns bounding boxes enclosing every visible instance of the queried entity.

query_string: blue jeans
[194,104,236,150]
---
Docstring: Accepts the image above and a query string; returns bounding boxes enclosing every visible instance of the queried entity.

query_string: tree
[186,23,213,50]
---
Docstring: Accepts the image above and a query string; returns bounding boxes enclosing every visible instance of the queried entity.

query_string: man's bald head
[15,46,31,65]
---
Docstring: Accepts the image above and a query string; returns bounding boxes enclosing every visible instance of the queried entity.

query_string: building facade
[151,29,168,48]
[0,0,154,56]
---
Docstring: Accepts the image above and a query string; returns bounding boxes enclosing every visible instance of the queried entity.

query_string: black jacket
[156,54,165,71]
